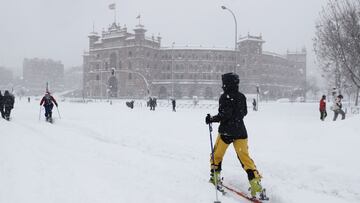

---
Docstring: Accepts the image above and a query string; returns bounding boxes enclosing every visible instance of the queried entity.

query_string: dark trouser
[4,107,12,120]
[44,104,54,120]
[0,106,4,119]
[320,110,327,121]
[333,109,345,121]
[172,106,176,112]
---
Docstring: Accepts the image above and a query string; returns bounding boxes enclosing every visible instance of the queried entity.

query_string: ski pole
[39,106,42,121]
[208,114,221,203]
[56,106,61,119]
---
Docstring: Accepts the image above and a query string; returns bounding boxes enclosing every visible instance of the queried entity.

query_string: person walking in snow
[40,91,58,122]
[252,98,257,111]
[171,98,176,112]
[149,97,157,111]
[332,94,345,121]
[2,90,15,121]
[319,95,327,121]
[205,72,264,198]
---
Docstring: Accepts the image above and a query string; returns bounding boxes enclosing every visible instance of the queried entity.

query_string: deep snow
[1,98,359,203]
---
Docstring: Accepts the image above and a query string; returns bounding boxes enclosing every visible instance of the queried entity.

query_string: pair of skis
[211,179,269,203]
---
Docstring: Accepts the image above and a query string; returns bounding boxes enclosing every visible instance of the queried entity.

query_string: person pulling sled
[40,91,58,123]
[206,73,267,200]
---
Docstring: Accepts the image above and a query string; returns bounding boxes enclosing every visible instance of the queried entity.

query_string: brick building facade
[83,22,306,100]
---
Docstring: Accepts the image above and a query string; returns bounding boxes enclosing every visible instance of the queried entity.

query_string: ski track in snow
[1,99,360,203]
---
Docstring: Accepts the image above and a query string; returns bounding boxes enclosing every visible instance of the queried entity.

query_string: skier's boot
[249,177,263,198]
[209,171,225,194]
[209,171,222,185]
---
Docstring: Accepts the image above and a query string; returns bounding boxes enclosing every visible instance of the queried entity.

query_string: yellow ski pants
[210,134,261,181]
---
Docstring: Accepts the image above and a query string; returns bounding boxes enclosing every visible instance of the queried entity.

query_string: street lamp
[221,5,238,73]
[171,42,175,98]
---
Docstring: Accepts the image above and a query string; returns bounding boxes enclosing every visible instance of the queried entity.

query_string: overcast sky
[0,0,328,75]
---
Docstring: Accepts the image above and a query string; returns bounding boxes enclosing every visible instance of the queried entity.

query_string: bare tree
[314,0,360,105]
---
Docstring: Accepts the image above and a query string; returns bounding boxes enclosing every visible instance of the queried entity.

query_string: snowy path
[1,100,359,203]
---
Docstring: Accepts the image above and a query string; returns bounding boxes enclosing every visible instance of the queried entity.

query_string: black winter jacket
[212,90,248,140]
[3,94,15,109]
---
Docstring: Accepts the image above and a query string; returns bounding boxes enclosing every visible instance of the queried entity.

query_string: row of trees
[314,0,360,105]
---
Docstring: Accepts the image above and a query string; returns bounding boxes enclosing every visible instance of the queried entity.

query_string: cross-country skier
[2,90,15,121]
[40,91,58,122]
[319,95,327,121]
[205,72,264,198]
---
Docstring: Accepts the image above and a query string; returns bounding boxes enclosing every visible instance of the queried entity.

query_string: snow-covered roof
[262,51,287,59]
[161,45,234,52]
[238,35,265,43]
[125,36,135,40]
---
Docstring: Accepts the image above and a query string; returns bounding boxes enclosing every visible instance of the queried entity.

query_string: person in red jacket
[40,91,58,122]
[319,95,327,121]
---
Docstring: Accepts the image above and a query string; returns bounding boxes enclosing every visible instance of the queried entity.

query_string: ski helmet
[221,72,239,86]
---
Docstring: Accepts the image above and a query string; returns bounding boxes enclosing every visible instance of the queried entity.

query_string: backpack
[44,95,53,106]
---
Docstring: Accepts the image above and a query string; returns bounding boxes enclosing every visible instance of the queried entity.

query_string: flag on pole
[109,3,116,10]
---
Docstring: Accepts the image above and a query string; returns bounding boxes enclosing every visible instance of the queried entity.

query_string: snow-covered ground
[1,99,360,203]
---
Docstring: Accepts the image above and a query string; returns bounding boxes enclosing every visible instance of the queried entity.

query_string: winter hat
[337,94,343,99]
[322,95,326,99]
[222,72,239,86]
[221,73,240,92]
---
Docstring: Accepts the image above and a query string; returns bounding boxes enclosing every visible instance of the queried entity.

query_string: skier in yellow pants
[206,73,263,198]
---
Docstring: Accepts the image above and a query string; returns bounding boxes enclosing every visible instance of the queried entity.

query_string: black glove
[205,114,212,124]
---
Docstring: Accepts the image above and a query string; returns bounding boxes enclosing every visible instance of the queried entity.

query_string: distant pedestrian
[331,94,345,121]
[153,98,157,110]
[149,97,154,110]
[172,99,176,112]
[3,90,15,121]
[319,95,327,121]
[149,97,157,111]
[252,98,257,111]
[28,97,31,103]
